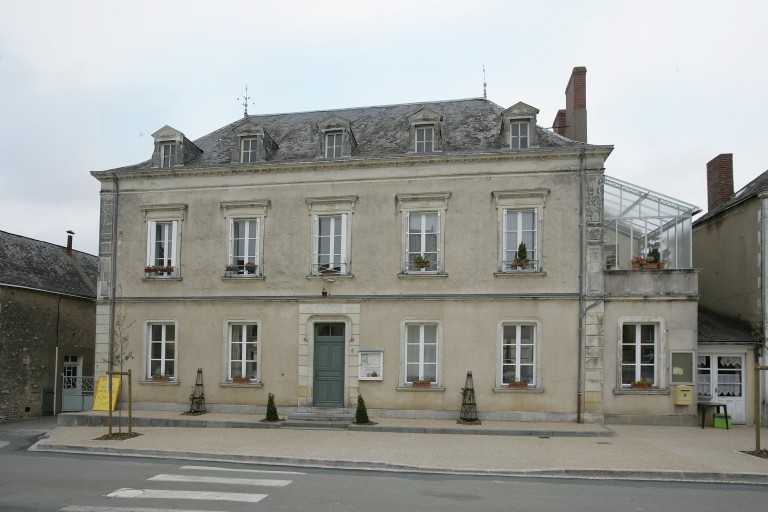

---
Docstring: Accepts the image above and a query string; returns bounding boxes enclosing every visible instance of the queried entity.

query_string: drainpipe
[577,148,585,423]
[53,296,62,415]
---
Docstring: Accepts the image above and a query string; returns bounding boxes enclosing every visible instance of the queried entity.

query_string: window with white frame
[314,214,347,274]
[501,324,536,386]
[510,121,529,149]
[493,190,547,273]
[415,125,434,153]
[229,218,260,275]
[241,138,259,163]
[162,143,176,167]
[405,323,438,385]
[325,132,343,158]
[407,212,439,272]
[148,323,176,379]
[306,196,356,276]
[621,323,657,386]
[397,193,449,274]
[228,322,259,382]
[142,204,186,278]
[503,209,537,269]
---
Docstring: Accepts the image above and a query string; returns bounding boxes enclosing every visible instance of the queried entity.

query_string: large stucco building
[92,68,701,424]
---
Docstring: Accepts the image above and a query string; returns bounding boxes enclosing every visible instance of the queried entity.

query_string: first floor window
[510,121,529,149]
[147,220,178,275]
[405,323,438,384]
[229,218,260,275]
[415,125,434,153]
[325,132,342,158]
[229,323,259,381]
[314,213,347,274]
[241,137,258,162]
[501,324,536,385]
[621,324,656,386]
[148,323,176,379]
[503,209,537,270]
[162,143,176,167]
[407,211,439,272]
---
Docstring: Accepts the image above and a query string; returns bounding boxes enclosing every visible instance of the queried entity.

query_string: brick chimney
[552,67,588,142]
[706,154,734,211]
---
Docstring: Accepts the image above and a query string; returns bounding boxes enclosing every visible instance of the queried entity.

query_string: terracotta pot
[508,382,528,389]
[232,377,250,383]
[642,263,658,270]
[412,381,431,387]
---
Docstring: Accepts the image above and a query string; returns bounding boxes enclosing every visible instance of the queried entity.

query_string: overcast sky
[1,0,766,256]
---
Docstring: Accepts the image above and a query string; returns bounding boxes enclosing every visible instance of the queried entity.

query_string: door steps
[285,408,355,429]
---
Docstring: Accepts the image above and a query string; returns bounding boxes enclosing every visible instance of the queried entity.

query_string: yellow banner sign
[92,376,122,411]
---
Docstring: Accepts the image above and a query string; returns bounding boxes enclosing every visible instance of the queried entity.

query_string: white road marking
[180,464,305,475]
[63,506,228,512]
[105,488,267,503]
[149,473,291,487]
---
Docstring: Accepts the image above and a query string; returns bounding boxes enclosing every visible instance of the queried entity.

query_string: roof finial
[483,65,487,100]
[238,84,252,117]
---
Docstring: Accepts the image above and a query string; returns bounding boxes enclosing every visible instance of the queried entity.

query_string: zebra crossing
[61,464,306,511]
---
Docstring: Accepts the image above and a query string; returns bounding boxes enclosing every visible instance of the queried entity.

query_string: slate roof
[94,98,608,175]
[0,231,99,299]
[695,168,768,225]
[698,308,759,344]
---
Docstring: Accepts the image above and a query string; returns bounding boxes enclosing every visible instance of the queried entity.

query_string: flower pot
[414,262,430,268]
[232,377,250,383]
[412,381,431,387]
[657,262,666,270]
[632,262,641,270]
[631,383,652,389]
[642,263,658,270]
[507,382,528,389]
[152,375,170,381]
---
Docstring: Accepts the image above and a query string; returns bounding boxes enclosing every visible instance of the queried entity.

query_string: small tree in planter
[265,392,279,422]
[514,242,529,267]
[355,394,370,424]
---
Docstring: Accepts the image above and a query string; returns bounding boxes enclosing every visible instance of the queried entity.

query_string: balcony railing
[405,260,441,273]
[500,260,541,272]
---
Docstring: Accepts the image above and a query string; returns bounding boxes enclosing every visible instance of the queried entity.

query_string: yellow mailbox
[674,385,693,405]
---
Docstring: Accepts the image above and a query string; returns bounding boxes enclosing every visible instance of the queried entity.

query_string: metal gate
[61,376,95,412]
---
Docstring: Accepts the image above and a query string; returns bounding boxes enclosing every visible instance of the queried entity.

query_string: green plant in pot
[514,242,529,267]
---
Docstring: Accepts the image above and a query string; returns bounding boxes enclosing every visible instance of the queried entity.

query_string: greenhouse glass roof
[603,176,701,269]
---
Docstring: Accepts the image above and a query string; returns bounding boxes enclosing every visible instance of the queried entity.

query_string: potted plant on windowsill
[244,262,257,274]
[159,265,174,274]
[411,379,432,387]
[413,255,430,268]
[631,256,645,270]
[225,264,239,276]
[144,265,159,274]
[514,242,530,269]
[507,380,528,389]
[630,379,653,389]
[152,371,170,382]
[232,372,250,383]
[643,248,660,270]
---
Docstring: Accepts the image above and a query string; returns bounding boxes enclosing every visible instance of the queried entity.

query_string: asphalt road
[1,424,767,512]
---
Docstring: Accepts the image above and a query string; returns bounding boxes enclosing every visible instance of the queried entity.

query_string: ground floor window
[501,323,536,386]
[228,323,259,382]
[621,323,656,386]
[405,323,438,385]
[148,323,176,379]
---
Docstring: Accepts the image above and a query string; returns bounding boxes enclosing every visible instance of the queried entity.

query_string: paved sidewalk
[21,411,768,484]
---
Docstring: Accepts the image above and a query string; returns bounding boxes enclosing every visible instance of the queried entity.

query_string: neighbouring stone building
[0,231,98,419]
[693,154,767,424]
[91,68,701,424]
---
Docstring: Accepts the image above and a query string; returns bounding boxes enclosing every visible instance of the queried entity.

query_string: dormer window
[151,125,202,168]
[232,121,278,163]
[407,108,442,154]
[162,143,177,167]
[501,102,540,151]
[241,138,259,163]
[317,116,356,159]
[415,125,434,153]
[510,122,529,149]
[325,131,343,158]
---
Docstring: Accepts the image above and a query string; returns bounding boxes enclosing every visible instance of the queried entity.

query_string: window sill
[221,381,263,388]
[142,276,182,282]
[397,272,448,278]
[613,387,670,395]
[141,379,179,385]
[396,385,446,392]
[222,275,265,281]
[494,271,546,278]
[493,386,544,393]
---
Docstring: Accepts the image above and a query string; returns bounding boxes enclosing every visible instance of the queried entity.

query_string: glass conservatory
[603,176,701,270]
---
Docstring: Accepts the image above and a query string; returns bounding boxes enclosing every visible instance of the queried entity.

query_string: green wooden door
[313,323,345,407]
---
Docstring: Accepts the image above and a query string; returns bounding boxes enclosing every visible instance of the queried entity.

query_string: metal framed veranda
[603,176,701,270]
